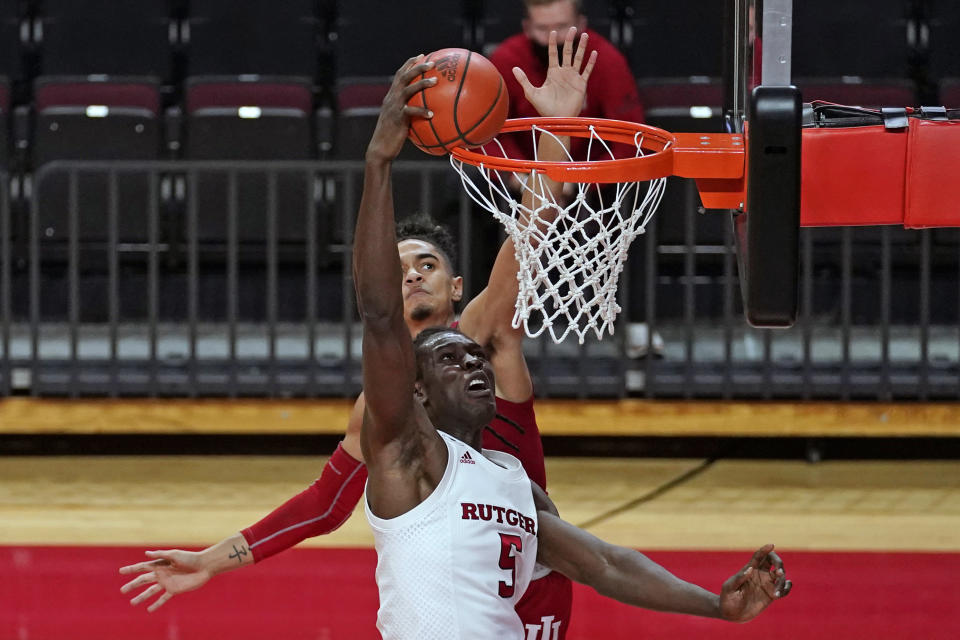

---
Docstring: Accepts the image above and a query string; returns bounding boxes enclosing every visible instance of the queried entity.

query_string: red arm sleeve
[240,443,367,562]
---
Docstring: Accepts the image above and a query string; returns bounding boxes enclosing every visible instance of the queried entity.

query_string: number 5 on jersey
[497,532,523,597]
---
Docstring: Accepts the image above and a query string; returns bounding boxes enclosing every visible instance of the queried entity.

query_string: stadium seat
[183,77,317,247]
[0,2,25,81]
[333,76,446,222]
[636,77,724,134]
[470,0,525,54]
[36,0,174,78]
[334,77,396,160]
[0,77,9,169]
[941,78,960,108]
[929,3,960,81]
[333,1,465,76]
[184,0,319,77]
[628,4,724,78]
[793,0,909,78]
[32,77,162,244]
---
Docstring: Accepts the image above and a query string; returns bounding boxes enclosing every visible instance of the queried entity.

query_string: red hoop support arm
[454,116,960,228]
[683,120,960,228]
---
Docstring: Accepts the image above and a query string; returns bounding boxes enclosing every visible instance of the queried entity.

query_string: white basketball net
[450,124,668,344]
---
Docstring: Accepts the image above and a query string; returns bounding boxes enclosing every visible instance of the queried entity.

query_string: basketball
[407,48,509,156]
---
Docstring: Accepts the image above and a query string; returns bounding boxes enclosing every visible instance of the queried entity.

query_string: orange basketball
[407,48,509,156]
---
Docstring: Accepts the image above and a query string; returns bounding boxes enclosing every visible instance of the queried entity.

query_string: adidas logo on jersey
[460,451,475,464]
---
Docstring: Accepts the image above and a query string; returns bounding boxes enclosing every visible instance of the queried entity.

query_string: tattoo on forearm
[228,544,249,564]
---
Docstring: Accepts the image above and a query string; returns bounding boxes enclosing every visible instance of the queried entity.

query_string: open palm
[514,27,597,118]
[119,549,213,612]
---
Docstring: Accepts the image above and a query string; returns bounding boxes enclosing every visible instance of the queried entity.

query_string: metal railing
[1,161,958,399]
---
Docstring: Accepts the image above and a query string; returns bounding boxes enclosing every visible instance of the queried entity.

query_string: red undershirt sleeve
[240,443,368,562]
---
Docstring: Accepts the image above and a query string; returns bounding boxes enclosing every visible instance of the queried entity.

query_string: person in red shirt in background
[489,0,645,162]
[489,1,663,360]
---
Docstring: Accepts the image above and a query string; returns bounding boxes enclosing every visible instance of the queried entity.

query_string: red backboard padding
[800,125,907,226]
[904,120,960,228]
[800,120,960,228]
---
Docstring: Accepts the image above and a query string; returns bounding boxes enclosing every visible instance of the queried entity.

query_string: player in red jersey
[120,28,596,638]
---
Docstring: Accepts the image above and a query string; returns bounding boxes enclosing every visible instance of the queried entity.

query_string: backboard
[723,0,802,327]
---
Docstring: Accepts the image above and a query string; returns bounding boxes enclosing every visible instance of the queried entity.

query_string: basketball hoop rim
[448,117,678,183]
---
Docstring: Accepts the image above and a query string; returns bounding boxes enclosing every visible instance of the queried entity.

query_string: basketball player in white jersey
[119,29,591,633]
[355,54,792,640]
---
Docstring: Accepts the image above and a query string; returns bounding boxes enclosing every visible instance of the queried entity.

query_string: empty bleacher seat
[0,2,25,81]
[183,77,316,246]
[629,4,724,78]
[0,77,9,169]
[185,0,319,77]
[793,0,909,78]
[929,3,960,81]
[32,77,162,243]
[36,0,174,78]
[334,77,395,160]
[636,77,723,134]
[333,76,444,220]
[471,0,525,55]
[941,79,960,108]
[333,1,465,76]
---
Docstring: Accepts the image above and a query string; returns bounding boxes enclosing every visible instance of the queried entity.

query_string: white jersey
[366,431,539,640]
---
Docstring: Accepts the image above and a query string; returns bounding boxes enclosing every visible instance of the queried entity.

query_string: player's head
[412,327,497,435]
[395,213,463,325]
[522,0,586,51]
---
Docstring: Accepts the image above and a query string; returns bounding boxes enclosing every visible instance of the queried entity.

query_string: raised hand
[719,544,793,622]
[119,549,213,612]
[512,27,598,119]
[366,55,436,162]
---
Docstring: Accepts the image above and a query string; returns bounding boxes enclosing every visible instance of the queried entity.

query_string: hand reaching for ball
[513,27,597,119]
[367,54,436,163]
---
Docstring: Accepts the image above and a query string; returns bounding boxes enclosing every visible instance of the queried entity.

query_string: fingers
[120,571,157,594]
[402,77,436,119]
[400,63,435,94]
[724,544,779,593]
[130,583,163,607]
[571,31,587,70]
[764,549,784,573]
[561,26,575,67]
[765,549,789,597]
[513,66,532,95]
[547,29,559,69]
[147,591,174,613]
[119,559,165,575]
[725,562,754,592]
[580,49,598,82]
[778,579,794,599]
[394,56,435,119]
[750,543,776,569]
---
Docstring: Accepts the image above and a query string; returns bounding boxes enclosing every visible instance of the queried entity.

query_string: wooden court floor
[2,454,958,552]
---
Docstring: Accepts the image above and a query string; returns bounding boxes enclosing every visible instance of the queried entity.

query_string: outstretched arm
[354,56,451,520]
[354,56,434,457]
[536,511,792,621]
[117,400,367,612]
[459,28,597,400]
